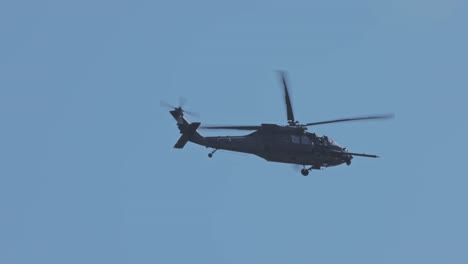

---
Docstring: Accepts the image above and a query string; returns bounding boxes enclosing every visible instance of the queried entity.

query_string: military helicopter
[163,71,393,176]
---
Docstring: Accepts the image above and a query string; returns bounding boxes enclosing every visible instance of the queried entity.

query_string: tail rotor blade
[161,99,200,118]
[183,110,200,117]
[179,97,187,108]
[160,100,177,109]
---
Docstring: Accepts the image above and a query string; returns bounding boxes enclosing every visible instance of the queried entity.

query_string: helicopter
[163,71,393,176]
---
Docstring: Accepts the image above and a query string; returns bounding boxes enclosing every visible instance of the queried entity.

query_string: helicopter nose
[342,148,353,163]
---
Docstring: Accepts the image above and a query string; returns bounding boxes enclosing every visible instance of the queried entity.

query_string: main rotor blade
[279,71,295,124]
[349,152,379,158]
[346,152,379,158]
[303,114,394,127]
[332,150,379,158]
[200,125,261,130]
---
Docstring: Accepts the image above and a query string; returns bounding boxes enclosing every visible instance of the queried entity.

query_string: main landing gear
[300,165,320,176]
[208,149,217,158]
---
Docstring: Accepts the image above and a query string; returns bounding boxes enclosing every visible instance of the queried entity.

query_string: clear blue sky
[1,0,467,263]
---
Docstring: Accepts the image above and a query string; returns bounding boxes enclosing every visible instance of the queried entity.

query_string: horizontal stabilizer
[174,122,201,149]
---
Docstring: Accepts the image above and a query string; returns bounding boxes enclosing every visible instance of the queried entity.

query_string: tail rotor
[160,97,199,117]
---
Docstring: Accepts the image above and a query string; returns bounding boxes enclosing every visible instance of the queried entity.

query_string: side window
[291,135,300,144]
[301,135,310,145]
[322,136,329,146]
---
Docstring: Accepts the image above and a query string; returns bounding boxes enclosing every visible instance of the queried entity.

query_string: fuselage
[167,70,387,174]
[196,130,350,168]
[170,109,352,168]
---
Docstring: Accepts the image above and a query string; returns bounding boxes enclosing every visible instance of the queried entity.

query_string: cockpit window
[325,137,337,145]
[291,135,300,144]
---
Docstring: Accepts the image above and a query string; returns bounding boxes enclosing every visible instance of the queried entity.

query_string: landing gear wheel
[208,149,217,158]
[301,169,309,176]
[346,160,351,166]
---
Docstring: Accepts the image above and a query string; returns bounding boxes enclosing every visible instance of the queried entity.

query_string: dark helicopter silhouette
[163,71,393,176]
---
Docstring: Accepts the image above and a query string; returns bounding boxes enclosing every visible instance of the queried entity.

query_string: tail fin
[170,109,204,148]
[174,122,201,148]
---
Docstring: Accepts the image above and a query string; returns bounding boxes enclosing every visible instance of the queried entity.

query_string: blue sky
[1,0,467,263]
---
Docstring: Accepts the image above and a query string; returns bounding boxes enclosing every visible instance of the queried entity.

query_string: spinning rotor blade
[181,110,200,117]
[160,100,200,117]
[303,114,394,127]
[279,71,295,124]
[179,97,187,108]
[160,100,177,109]
[201,125,261,130]
[347,152,379,158]
[331,150,379,158]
